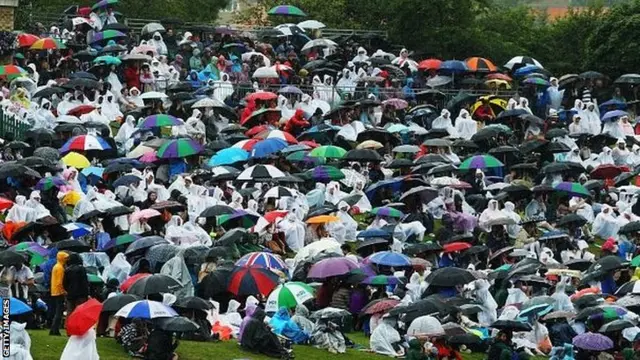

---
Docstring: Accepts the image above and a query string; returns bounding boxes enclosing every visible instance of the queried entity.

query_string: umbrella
[93,55,121,66]
[237,164,285,181]
[209,148,249,166]
[362,275,404,286]
[426,268,476,286]
[459,155,504,170]
[154,317,199,332]
[115,300,178,319]
[35,176,67,191]
[310,145,347,159]
[298,20,325,29]
[141,22,166,35]
[30,37,65,50]
[440,60,468,73]
[235,252,287,272]
[228,266,280,297]
[615,74,640,85]
[602,110,628,122]
[60,135,111,153]
[554,182,590,198]
[174,296,214,311]
[590,255,629,273]
[443,242,473,253]
[556,214,588,228]
[125,236,168,256]
[310,307,351,320]
[91,30,127,44]
[304,166,345,182]
[268,5,307,16]
[343,149,383,162]
[138,114,183,129]
[573,332,614,351]
[200,205,235,219]
[157,138,203,159]
[66,298,102,336]
[362,299,401,315]
[265,282,315,312]
[491,319,533,332]
[61,152,90,169]
[505,56,543,70]
[466,57,497,72]
[99,234,140,251]
[127,274,182,296]
[591,164,622,179]
[371,207,404,218]
[366,251,411,267]
[308,257,359,279]
[0,297,31,315]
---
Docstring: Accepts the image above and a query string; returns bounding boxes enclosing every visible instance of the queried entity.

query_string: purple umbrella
[572,332,613,351]
[308,257,359,279]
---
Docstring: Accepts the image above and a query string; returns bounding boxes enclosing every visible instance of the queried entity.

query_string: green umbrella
[304,166,345,182]
[286,151,326,165]
[371,207,404,218]
[554,182,590,198]
[459,155,504,170]
[87,273,104,284]
[217,211,260,229]
[265,282,315,312]
[309,145,347,159]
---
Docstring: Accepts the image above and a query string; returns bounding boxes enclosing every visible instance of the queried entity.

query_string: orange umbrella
[418,58,442,71]
[466,57,497,72]
[30,37,66,50]
[306,215,340,224]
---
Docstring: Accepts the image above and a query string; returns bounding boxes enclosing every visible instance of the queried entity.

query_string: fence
[0,109,30,141]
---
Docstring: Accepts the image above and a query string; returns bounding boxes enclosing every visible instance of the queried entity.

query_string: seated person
[269,307,310,344]
[240,308,291,359]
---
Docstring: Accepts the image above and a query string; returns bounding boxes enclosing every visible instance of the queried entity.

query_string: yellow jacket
[50,252,69,296]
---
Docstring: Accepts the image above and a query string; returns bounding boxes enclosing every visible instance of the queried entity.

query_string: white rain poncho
[278,212,306,252]
[474,279,498,326]
[144,171,169,201]
[520,98,533,114]
[337,202,358,241]
[8,321,32,360]
[222,299,243,336]
[292,239,342,268]
[72,188,98,220]
[147,32,168,56]
[628,145,640,166]
[306,183,326,208]
[407,315,444,337]
[505,287,529,307]
[213,73,234,102]
[551,276,574,312]
[568,115,587,135]
[478,199,502,231]
[597,146,615,166]
[102,253,131,285]
[60,328,99,360]
[25,191,50,220]
[185,109,206,138]
[106,69,123,96]
[127,87,144,108]
[581,102,600,136]
[277,96,295,121]
[351,47,369,63]
[370,317,402,357]
[114,115,137,152]
[454,109,477,140]
[183,220,212,247]
[612,139,631,166]
[431,109,458,137]
[6,196,35,223]
[230,191,244,210]
[350,179,372,212]
[405,272,426,303]
[102,94,122,121]
[160,248,194,298]
[165,215,198,246]
[33,98,56,130]
[547,77,565,110]
[336,68,357,97]
[325,181,346,205]
[592,204,619,239]
[502,201,521,238]
[603,118,626,139]
[565,147,583,165]
[56,92,76,116]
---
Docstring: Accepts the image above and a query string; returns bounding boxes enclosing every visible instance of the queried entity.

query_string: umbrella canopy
[308,257,359,279]
[115,300,178,319]
[228,266,280,297]
[573,332,614,351]
[157,138,203,159]
[235,252,287,271]
[268,5,307,16]
[102,294,141,313]
[554,182,590,198]
[426,268,475,286]
[459,155,504,170]
[126,274,182,296]
[66,298,102,336]
[154,317,199,332]
[265,282,315,312]
[366,251,411,267]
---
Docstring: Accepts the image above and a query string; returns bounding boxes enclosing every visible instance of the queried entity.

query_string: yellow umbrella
[306,215,340,224]
[61,152,90,169]
[470,95,508,116]
[61,191,82,206]
[356,140,383,150]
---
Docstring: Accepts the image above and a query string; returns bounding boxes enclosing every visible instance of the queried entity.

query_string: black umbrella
[0,163,41,179]
[404,242,443,255]
[69,71,98,81]
[343,149,383,162]
[65,78,100,89]
[519,139,548,154]
[414,154,450,165]
[104,162,135,174]
[174,296,214,311]
[306,206,338,218]
[104,206,134,218]
[542,162,574,174]
[491,319,532,331]
[125,236,168,256]
[500,184,532,198]
[126,274,182,296]
[200,205,235,218]
[53,239,90,253]
[154,317,199,332]
[448,334,482,345]
[588,255,628,273]
[357,128,400,146]
[18,156,55,169]
[150,201,186,213]
[583,179,605,191]
[400,186,439,204]
[556,214,588,228]
[564,259,593,272]
[181,245,210,266]
[544,141,572,153]
[208,140,231,151]
[511,163,538,171]
[580,71,605,79]
[387,159,414,169]
[0,251,27,268]
[572,294,603,310]
[200,269,232,298]
[33,86,66,99]
[102,294,141,313]
[216,229,248,246]
[620,221,640,235]
[599,319,635,333]
[520,114,544,126]
[545,128,569,140]
[488,146,519,155]
[355,237,389,252]
[425,268,475,287]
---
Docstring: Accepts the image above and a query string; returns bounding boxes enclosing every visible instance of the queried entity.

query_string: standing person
[63,253,89,314]
[49,251,69,336]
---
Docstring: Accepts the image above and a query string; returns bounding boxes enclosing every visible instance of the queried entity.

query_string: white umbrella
[192,98,224,109]
[266,283,315,313]
[115,300,177,319]
[298,20,326,30]
[252,66,279,79]
[301,38,337,53]
[242,52,271,67]
[293,239,342,268]
[486,182,509,191]
[275,24,304,36]
[237,164,286,181]
[426,75,452,88]
[504,56,543,70]
[140,91,168,100]
[72,17,89,26]
[407,315,445,337]
[141,22,166,36]
[430,176,462,187]
[122,53,152,62]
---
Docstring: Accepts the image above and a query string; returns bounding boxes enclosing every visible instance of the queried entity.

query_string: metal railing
[0,110,31,141]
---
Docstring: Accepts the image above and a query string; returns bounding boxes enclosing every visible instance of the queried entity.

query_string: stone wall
[0,6,14,31]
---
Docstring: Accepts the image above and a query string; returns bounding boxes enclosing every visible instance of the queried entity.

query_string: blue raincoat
[199,64,219,82]
[269,307,309,344]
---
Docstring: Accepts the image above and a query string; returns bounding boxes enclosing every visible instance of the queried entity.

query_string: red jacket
[284,109,309,135]
[123,67,140,90]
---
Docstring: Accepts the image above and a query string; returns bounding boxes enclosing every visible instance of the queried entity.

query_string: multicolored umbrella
[99,234,140,251]
[0,65,27,80]
[267,5,307,16]
[362,275,404,286]
[232,139,260,151]
[17,33,39,48]
[466,57,497,72]
[235,252,287,272]
[217,210,260,229]
[286,151,326,165]
[254,129,298,144]
[92,0,119,11]
[30,37,66,50]
[91,30,127,44]
[522,77,550,87]
[115,300,177,319]
[265,282,315,312]
[304,166,345,182]
[459,155,504,170]
[554,182,590,198]
[370,207,404,218]
[310,145,347,159]
[63,222,93,238]
[60,135,111,153]
[366,251,411,267]
[157,138,204,159]
[138,114,183,129]
[35,176,67,191]
[228,266,280,297]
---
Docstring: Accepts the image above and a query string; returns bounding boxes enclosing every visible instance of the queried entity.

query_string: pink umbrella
[130,209,161,223]
[139,151,158,163]
[383,98,409,110]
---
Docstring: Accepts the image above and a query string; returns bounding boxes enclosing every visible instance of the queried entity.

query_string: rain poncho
[213,73,234,102]
[56,93,76,115]
[325,181,346,205]
[25,191,50,220]
[164,215,199,246]
[504,287,529,307]
[101,94,122,121]
[454,109,477,140]
[291,304,315,334]
[270,307,310,344]
[431,109,458,137]
[8,322,32,360]
[478,199,501,231]
[312,319,346,354]
[147,32,168,56]
[60,328,99,360]
[6,196,35,223]
[306,183,326,209]
[547,78,565,110]
[370,317,402,357]
[351,47,369,63]
[238,304,256,342]
[127,87,144,108]
[278,212,306,252]
[222,299,243,336]
[597,146,614,166]
[336,68,357,97]
[568,115,587,135]
[502,201,522,238]
[592,205,619,239]
[72,188,98,220]
[114,115,137,152]
[603,118,625,139]
[185,109,206,139]
[33,98,56,130]
[337,202,358,241]
[551,276,574,312]
[612,139,630,166]
[102,253,131,285]
[474,279,498,326]
[160,248,194,298]
[350,179,372,212]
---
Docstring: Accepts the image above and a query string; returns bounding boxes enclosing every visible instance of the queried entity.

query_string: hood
[27,63,37,72]
[312,75,322,85]
[440,109,450,118]
[574,99,583,109]
[227,299,241,313]
[67,253,83,266]
[357,47,367,56]
[191,109,202,119]
[488,199,498,211]
[295,304,310,318]
[56,251,70,265]
[129,87,140,96]
[192,48,201,57]
[29,191,41,202]
[15,195,26,206]
[152,31,163,41]
[458,109,469,119]
[252,307,266,322]
[504,201,515,212]
[41,98,51,110]
[125,115,136,126]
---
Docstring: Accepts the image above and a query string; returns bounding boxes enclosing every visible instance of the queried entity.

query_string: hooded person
[336,68,357,96]
[351,47,369,63]
[189,48,203,72]
[185,108,206,140]
[270,307,310,344]
[213,72,234,102]
[565,146,583,165]
[6,196,35,223]
[454,109,477,140]
[240,307,290,358]
[478,199,502,232]
[25,191,51,220]
[551,276,575,312]
[592,204,619,239]
[520,98,533,114]
[431,109,459,137]
[278,211,306,252]
[26,63,39,85]
[8,321,32,360]
[603,116,626,139]
[199,63,220,83]
[56,92,76,115]
[222,299,243,335]
[336,201,358,241]
[370,316,403,357]
[597,146,615,166]
[583,102,602,135]
[291,304,315,335]
[283,109,310,136]
[127,87,145,108]
[106,64,123,96]
[277,95,295,121]
[612,138,631,165]
[628,144,640,166]
[114,115,137,152]
[474,279,498,326]
[147,31,168,56]
[349,179,372,213]
[33,98,56,130]
[502,201,522,239]
[160,248,195,299]
[60,328,99,360]
[547,77,565,110]
[102,93,123,121]
[238,304,256,343]
[568,114,586,135]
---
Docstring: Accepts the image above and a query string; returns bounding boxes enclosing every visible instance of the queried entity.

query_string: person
[406,338,430,360]
[8,321,33,360]
[291,304,315,335]
[145,328,179,360]
[240,307,291,359]
[12,263,34,302]
[120,318,148,357]
[487,330,515,360]
[160,249,194,298]
[330,283,351,310]
[49,251,69,336]
[60,328,99,360]
[370,316,404,357]
[270,307,310,344]
[454,109,477,140]
[63,253,89,314]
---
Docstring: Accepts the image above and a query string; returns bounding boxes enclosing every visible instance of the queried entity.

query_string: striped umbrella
[459,155,504,170]
[554,182,590,198]
[266,282,315,312]
[138,114,183,129]
[267,5,307,16]
[371,207,404,218]
[99,234,140,251]
[157,138,203,159]
[232,139,260,151]
[466,57,497,72]
[91,30,127,44]
[304,165,345,182]
[228,266,280,297]
[235,252,287,271]
[92,0,119,11]
[30,37,65,50]
[17,34,39,48]
[254,129,298,144]
[60,135,111,153]
[115,300,177,319]
[35,176,67,191]
[0,65,27,80]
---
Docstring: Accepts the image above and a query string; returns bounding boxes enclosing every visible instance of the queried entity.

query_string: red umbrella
[67,104,96,117]
[17,34,40,48]
[363,298,400,315]
[0,197,13,211]
[246,92,278,102]
[245,125,270,138]
[486,73,513,82]
[264,210,288,224]
[300,140,320,149]
[66,298,102,335]
[590,164,622,180]
[418,59,442,71]
[228,266,279,297]
[120,273,151,292]
[443,242,472,253]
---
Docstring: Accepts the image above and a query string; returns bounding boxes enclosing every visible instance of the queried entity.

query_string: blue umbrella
[81,166,105,179]
[3,297,32,315]
[208,148,249,166]
[63,222,93,238]
[357,228,392,239]
[599,99,627,113]
[518,303,553,320]
[601,110,629,122]
[439,60,468,74]
[278,85,303,95]
[281,144,311,154]
[366,251,411,267]
[364,177,405,201]
[558,109,577,122]
[514,65,544,77]
[113,174,143,187]
[250,138,288,158]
